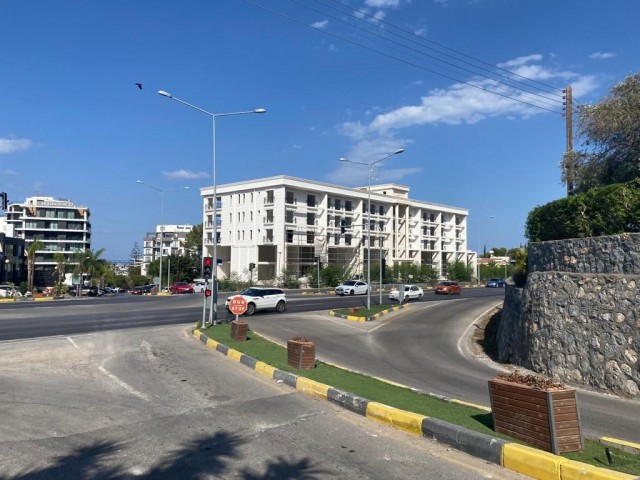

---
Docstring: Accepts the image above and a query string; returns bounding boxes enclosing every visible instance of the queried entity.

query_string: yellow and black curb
[328,304,409,322]
[193,328,638,480]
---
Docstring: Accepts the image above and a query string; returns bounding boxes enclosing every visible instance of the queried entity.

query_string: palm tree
[53,252,66,295]
[26,240,45,292]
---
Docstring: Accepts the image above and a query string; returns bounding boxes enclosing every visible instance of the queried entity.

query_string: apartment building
[5,196,91,286]
[201,176,471,281]
[141,224,193,275]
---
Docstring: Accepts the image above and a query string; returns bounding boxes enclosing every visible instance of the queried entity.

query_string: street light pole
[136,180,189,294]
[340,148,404,310]
[475,215,495,285]
[157,90,265,326]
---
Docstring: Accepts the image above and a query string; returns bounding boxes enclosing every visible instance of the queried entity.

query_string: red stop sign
[228,295,248,315]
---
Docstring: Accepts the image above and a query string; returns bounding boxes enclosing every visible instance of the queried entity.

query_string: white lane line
[67,336,80,350]
[98,364,149,401]
[140,340,156,361]
[456,302,503,357]
[312,314,364,331]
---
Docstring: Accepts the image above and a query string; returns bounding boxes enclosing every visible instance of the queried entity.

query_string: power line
[244,0,564,115]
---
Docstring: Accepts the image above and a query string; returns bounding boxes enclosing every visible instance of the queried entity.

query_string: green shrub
[526,179,640,242]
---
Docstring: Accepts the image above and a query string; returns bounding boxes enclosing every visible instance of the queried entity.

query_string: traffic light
[249,262,255,271]
[203,257,213,279]
[204,288,212,298]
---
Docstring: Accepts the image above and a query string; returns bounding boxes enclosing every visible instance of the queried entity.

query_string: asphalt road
[2,289,638,444]
[0,325,527,479]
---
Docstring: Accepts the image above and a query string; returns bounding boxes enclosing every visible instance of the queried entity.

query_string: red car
[434,281,462,295]
[169,282,194,294]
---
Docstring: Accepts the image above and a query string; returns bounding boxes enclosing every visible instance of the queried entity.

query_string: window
[242,193,245,203]
[334,234,340,245]
[306,212,315,226]
[242,212,245,221]
[345,218,352,228]
[286,230,294,243]
[229,213,232,222]
[250,212,253,221]
[266,190,274,204]
[379,205,384,215]
[379,221,384,231]
[286,191,295,204]
[237,212,241,222]
[345,234,352,245]
[250,230,253,240]
[242,231,245,240]
[265,210,273,223]
[345,200,352,212]
[237,231,241,240]
[285,210,294,223]
[335,199,341,210]
[307,231,314,244]
[250,193,253,203]
[216,214,221,226]
[307,194,316,207]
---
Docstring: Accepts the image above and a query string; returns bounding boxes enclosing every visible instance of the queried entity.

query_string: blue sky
[1,0,638,261]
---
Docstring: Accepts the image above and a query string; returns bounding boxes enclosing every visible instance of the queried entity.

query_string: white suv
[225,287,287,315]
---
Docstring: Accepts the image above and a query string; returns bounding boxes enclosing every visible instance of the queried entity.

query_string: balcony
[264,197,275,206]
[262,236,274,244]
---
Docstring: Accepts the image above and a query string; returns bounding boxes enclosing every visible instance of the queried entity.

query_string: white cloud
[0,138,32,154]
[0,168,18,176]
[162,169,209,180]
[589,51,617,60]
[497,54,543,68]
[311,20,329,29]
[329,43,338,52]
[414,28,427,36]
[365,0,400,7]
[292,144,302,149]
[346,55,598,132]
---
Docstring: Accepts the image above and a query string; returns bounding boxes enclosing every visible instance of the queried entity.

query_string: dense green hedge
[525,179,640,242]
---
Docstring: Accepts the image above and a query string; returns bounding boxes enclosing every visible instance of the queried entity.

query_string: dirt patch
[471,306,502,362]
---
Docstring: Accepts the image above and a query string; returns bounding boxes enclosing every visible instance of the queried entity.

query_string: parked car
[87,286,104,297]
[225,287,287,315]
[192,281,207,293]
[169,282,195,294]
[335,280,369,296]
[0,284,17,298]
[130,286,145,295]
[389,284,423,302]
[434,281,462,295]
[486,278,506,288]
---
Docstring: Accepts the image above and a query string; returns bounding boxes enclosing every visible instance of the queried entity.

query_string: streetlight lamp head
[394,148,405,155]
[254,108,266,114]
[157,90,173,98]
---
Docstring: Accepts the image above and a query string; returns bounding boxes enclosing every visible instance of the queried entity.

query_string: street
[0,325,527,479]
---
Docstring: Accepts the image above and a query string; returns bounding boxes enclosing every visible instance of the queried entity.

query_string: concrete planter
[489,378,582,454]
[287,338,316,370]
[230,320,248,342]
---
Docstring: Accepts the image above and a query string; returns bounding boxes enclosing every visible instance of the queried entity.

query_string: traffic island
[329,303,410,322]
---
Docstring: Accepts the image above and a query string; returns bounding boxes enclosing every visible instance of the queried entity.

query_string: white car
[225,287,287,315]
[335,280,369,296]
[192,281,207,293]
[389,284,423,302]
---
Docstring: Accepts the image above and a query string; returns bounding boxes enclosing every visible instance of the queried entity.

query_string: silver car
[335,280,369,296]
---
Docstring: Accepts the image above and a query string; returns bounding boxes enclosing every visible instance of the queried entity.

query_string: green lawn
[200,323,640,476]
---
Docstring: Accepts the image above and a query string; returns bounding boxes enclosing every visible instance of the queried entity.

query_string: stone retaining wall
[498,234,640,398]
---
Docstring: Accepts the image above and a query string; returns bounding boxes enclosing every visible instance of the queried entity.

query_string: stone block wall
[498,234,640,398]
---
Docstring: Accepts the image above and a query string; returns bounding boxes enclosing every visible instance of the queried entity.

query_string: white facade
[6,196,91,286]
[142,224,193,275]
[201,176,472,281]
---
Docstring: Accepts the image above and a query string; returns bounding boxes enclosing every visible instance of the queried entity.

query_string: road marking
[312,314,363,330]
[456,302,503,357]
[98,364,149,401]
[140,340,156,361]
[66,336,80,350]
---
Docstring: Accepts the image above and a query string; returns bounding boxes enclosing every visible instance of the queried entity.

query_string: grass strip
[200,323,640,475]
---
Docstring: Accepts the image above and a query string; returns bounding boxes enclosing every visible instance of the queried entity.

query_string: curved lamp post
[136,180,189,294]
[340,148,404,310]
[157,90,265,325]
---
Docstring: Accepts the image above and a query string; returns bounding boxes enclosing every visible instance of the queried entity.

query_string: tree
[566,73,640,194]
[447,260,472,282]
[183,224,203,258]
[26,240,44,291]
[147,253,200,283]
[53,252,66,294]
[130,242,142,265]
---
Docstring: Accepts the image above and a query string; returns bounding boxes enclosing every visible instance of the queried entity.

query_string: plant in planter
[488,370,582,454]
[287,336,315,370]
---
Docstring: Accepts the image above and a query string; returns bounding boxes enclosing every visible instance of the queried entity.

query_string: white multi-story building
[5,196,91,286]
[142,224,194,275]
[201,176,472,281]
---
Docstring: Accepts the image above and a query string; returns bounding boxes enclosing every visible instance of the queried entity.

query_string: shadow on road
[2,431,329,480]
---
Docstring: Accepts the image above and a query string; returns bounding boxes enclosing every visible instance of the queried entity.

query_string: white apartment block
[142,224,193,275]
[6,196,91,286]
[201,176,471,282]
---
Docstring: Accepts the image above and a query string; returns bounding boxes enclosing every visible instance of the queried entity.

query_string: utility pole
[564,85,574,196]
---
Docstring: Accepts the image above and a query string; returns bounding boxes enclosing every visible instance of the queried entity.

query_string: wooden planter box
[287,339,316,370]
[230,320,248,341]
[489,378,582,454]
